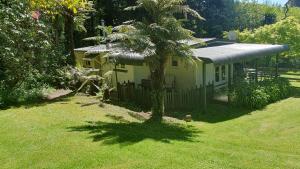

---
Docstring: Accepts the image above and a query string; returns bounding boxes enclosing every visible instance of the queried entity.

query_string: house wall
[133,64,150,85]
[74,51,233,91]
[107,56,197,90]
[165,57,196,89]
[75,52,85,69]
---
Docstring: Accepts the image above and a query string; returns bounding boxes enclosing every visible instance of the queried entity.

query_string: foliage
[30,0,93,16]
[0,1,66,107]
[62,67,114,100]
[233,0,279,30]
[233,17,300,58]
[30,0,94,64]
[184,0,282,37]
[0,81,51,108]
[231,78,292,109]
[184,0,235,37]
[109,0,203,121]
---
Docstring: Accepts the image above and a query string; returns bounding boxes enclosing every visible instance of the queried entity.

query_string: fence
[113,82,214,111]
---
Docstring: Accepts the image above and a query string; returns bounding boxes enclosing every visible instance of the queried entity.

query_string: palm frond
[113,24,136,33]
[170,5,205,20]
[149,23,170,35]
[83,36,104,42]
[107,33,129,42]
[124,4,143,11]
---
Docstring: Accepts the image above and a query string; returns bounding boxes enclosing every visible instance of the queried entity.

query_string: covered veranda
[192,43,289,111]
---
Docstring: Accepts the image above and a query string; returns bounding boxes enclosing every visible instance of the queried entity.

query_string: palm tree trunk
[149,56,168,122]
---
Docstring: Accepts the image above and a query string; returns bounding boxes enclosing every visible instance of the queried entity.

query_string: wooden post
[255,59,258,83]
[114,63,119,101]
[228,64,232,104]
[114,63,119,84]
[275,54,279,78]
[202,63,207,113]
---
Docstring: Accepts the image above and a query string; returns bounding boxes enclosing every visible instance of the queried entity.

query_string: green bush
[249,87,270,109]
[0,1,67,108]
[0,77,53,108]
[232,78,291,109]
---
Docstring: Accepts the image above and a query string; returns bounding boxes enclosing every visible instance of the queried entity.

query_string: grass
[0,77,300,169]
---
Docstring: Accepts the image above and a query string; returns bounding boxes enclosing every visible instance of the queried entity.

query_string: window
[221,65,226,80]
[215,66,220,82]
[172,60,178,67]
[84,61,91,68]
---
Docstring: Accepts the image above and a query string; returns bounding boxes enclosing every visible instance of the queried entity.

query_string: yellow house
[74,39,288,110]
[75,39,288,91]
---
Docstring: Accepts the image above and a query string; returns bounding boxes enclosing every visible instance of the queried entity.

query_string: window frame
[84,60,92,68]
[172,59,178,67]
[215,66,220,82]
[221,65,226,81]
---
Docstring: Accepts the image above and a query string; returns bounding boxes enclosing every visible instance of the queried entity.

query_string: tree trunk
[64,11,75,65]
[149,56,168,122]
[54,15,63,45]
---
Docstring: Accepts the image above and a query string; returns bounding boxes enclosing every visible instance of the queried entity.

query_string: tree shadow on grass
[167,103,253,124]
[0,96,74,110]
[291,86,300,98]
[67,120,201,146]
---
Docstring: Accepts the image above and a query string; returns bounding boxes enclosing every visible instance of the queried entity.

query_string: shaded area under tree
[68,120,201,145]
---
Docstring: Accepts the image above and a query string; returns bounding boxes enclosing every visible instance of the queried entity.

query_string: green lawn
[1,81,300,169]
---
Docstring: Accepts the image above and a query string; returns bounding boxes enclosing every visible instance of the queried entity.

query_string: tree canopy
[110,0,203,121]
[235,17,300,58]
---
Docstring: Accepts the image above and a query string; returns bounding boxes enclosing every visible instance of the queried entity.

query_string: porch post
[255,59,258,83]
[202,63,207,113]
[228,64,232,103]
[114,63,119,85]
[114,63,120,101]
[275,54,279,78]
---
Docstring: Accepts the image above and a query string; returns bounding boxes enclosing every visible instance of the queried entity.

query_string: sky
[257,0,288,5]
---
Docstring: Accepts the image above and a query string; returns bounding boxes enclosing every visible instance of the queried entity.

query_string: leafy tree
[235,17,300,59]
[184,0,279,37]
[110,0,203,121]
[0,0,66,106]
[185,0,235,37]
[30,0,94,64]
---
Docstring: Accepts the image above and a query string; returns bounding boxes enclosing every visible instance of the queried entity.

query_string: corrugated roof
[179,38,216,46]
[75,42,289,64]
[74,45,109,54]
[75,38,213,53]
[192,43,289,64]
[110,50,145,61]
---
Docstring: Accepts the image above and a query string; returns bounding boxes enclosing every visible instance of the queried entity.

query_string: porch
[192,43,289,109]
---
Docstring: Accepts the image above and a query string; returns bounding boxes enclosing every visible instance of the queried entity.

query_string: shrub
[249,87,270,109]
[231,78,291,109]
[0,79,52,108]
[0,1,67,108]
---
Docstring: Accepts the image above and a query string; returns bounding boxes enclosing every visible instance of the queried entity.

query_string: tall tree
[185,0,235,37]
[30,0,93,65]
[0,0,66,106]
[236,17,300,59]
[110,0,203,121]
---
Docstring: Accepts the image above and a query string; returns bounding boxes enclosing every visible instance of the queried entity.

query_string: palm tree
[110,0,204,122]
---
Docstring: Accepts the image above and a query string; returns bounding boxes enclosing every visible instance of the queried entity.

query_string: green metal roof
[75,42,289,64]
[192,43,289,64]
